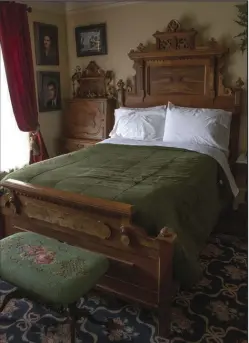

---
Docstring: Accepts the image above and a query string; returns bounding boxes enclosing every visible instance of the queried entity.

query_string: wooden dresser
[63,61,116,153]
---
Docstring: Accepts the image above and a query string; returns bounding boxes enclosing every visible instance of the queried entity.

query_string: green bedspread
[3,144,231,286]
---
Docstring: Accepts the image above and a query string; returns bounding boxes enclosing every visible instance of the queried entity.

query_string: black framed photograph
[34,22,59,65]
[75,23,107,57]
[37,72,61,112]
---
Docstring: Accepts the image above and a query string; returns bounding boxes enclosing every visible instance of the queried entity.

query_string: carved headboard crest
[153,19,197,51]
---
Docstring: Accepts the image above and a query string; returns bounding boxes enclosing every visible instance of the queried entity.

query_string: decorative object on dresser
[37,71,61,112]
[63,61,116,153]
[75,23,107,57]
[34,22,59,65]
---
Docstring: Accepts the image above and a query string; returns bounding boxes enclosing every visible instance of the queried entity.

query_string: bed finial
[235,77,245,89]
[117,79,125,107]
[157,227,177,243]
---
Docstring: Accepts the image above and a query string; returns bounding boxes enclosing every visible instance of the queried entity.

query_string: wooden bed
[0,20,244,337]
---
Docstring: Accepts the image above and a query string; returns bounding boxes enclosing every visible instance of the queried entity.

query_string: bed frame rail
[0,178,176,336]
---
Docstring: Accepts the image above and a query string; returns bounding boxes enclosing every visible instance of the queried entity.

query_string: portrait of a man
[37,72,61,112]
[46,81,59,108]
[34,22,59,65]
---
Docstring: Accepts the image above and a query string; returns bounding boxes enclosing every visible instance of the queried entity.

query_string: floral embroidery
[20,245,55,265]
[52,258,87,277]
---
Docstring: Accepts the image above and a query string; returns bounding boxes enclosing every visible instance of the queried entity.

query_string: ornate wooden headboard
[117,20,244,165]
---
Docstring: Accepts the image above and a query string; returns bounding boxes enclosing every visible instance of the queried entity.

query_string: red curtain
[0,2,48,163]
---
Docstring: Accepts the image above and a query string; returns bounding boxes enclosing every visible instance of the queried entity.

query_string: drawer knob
[120,226,130,246]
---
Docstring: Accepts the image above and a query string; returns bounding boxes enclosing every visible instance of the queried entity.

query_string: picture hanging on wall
[34,22,59,65]
[37,71,61,112]
[75,23,107,57]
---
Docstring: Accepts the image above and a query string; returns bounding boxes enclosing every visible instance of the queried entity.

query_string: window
[0,47,30,172]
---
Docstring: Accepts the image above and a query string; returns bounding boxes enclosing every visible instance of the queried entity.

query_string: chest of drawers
[63,98,115,153]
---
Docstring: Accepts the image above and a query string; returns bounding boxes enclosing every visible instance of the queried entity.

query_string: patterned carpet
[0,234,247,343]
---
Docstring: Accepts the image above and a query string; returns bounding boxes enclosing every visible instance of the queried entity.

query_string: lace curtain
[0,47,30,172]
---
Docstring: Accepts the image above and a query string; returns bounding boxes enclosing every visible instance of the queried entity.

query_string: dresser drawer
[64,139,100,153]
[65,99,107,140]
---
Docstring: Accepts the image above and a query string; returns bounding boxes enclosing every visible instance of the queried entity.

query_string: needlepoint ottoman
[0,232,110,342]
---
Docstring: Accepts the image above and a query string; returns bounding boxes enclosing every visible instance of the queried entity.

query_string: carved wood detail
[2,190,21,215]
[120,226,131,246]
[66,61,116,152]
[117,19,243,164]
[71,61,116,99]
[217,55,233,96]
[153,20,197,51]
[158,227,177,243]
[63,96,116,152]
[22,198,112,240]
[65,99,104,139]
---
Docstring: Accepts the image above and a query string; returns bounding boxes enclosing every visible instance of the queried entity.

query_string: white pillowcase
[110,106,167,141]
[163,103,232,154]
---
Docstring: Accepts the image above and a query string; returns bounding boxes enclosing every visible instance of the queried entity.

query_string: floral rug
[0,234,247,343]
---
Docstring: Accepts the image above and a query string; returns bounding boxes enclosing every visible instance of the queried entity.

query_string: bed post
[157,227,177,337]
[117,79,126,107]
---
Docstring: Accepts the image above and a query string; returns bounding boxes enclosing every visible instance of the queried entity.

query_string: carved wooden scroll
[153,19,197,51]
[21,197,112,240]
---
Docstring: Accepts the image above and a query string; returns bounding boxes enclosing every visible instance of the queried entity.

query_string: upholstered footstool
[0,232,109,342]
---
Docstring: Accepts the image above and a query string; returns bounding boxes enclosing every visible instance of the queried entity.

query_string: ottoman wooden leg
[158,303,171,338]
[70,316,76,343]
[67,306,76,343]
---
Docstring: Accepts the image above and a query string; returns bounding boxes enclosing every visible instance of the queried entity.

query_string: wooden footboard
[0,179,176,336]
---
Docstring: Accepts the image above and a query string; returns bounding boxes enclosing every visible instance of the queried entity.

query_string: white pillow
[163,103,232,153]
[110,106,167,141]
[119,105,166,111]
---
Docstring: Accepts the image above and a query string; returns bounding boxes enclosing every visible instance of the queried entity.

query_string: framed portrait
[34,22,59,65]
[37,72,61,112]
[75,23,107,57]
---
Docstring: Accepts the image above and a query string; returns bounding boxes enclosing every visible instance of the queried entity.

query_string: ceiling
[24,1,146,14]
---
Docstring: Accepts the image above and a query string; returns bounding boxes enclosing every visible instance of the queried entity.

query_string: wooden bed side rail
[0,179,133,217]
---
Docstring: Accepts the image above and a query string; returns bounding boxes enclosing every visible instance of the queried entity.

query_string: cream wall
[66,1,247,152]
[28,6,70,157]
